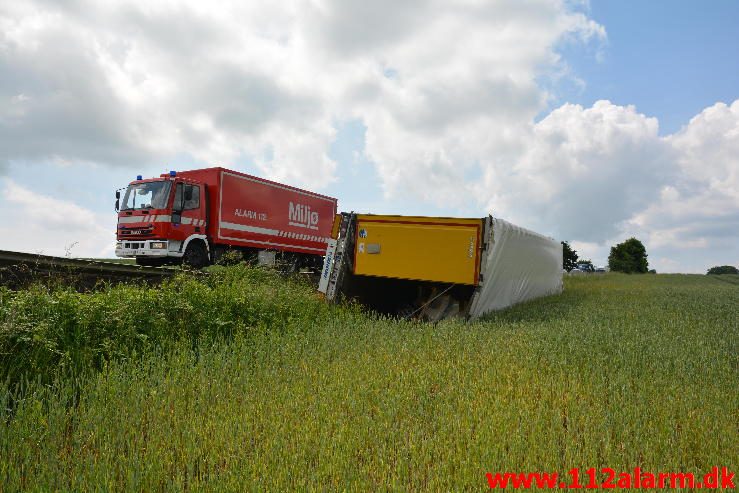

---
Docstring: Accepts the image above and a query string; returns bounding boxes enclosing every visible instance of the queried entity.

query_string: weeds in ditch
[0,264,339,389]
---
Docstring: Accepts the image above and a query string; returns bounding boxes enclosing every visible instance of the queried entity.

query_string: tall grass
[1,271,737,490]
[0,265,336,388]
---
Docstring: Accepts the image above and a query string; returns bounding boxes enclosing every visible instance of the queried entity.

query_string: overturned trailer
[319,213,563,321]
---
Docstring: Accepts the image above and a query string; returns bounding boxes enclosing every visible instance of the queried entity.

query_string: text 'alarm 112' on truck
[115,167,338,268]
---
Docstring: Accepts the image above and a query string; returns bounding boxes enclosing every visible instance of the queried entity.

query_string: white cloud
[0,0,604,191]
[670,100,739,195]
[506,100,739,273]
[0,179,115,257]
[354,1,606,205]
[621,101,739,272]
[483,100,673,242]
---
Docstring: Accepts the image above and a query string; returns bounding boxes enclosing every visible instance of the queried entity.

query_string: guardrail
[0,250,178,289]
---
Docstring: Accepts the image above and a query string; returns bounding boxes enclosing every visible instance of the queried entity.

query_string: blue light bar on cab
[136,175,143,180]
[169,170,177,177]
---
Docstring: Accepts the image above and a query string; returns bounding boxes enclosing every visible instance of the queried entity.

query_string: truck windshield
[121,181,172,210]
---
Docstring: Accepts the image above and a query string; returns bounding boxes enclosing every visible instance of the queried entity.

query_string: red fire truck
[115,167,338,268]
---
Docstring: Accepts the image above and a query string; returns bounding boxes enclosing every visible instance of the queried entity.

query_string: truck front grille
[120,227,154,236]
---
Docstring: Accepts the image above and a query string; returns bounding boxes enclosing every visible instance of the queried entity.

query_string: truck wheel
[183,242,209,268]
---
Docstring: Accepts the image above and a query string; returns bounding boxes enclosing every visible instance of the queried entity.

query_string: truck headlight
[116,242,122,250]
[150,241,167,249]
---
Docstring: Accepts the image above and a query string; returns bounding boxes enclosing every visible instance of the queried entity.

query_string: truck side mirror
[184,188,193,202]
[115,199,120,212]
[172,211,181,224]
[116,190,121,199]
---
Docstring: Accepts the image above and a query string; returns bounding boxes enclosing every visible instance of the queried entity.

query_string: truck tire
[183,241,209,268]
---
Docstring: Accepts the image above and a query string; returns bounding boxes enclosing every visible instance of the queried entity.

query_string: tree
[707,265,739,275]
[608,238,649,273]
[562,241,578,271]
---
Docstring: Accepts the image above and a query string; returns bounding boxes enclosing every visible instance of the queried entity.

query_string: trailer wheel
[419,293,460,322]
[183,241,209,268]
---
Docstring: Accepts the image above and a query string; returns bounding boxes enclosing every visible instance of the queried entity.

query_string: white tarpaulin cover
[469,217,563,318]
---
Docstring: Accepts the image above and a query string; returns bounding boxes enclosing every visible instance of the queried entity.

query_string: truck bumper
[115,240,170,258]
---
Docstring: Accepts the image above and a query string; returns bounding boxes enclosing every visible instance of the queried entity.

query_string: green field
[1,268,737,490]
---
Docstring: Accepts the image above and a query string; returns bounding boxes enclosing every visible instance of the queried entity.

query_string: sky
[0,0,737,273]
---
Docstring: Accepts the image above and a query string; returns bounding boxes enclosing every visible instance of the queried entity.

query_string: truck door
[171,181,206,241]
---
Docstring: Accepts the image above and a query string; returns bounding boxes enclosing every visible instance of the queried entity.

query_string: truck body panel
[218,170,335,254]
[468,217,563,316]
[352,215,483,285]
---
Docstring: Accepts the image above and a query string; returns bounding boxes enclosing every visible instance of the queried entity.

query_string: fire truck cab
[115,171,209,267]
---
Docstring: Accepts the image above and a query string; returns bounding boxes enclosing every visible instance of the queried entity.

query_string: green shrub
[0,264,336,388]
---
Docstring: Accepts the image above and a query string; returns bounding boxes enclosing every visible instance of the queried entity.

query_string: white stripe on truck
[220,222,280,236]
[218,235,327,253]
[219,221,331,244]
[117,216,144,224]
[118,215,172,224]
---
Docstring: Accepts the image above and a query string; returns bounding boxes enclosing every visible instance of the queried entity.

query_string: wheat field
[1,268,737,491]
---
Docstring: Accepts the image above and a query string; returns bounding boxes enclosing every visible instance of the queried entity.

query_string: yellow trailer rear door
[353,215,483,285]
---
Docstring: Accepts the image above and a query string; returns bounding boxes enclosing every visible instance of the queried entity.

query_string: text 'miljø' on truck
[115,167,338,268]
[319,213,563,321]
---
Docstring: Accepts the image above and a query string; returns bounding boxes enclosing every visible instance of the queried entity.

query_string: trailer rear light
[150,242,167,249]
